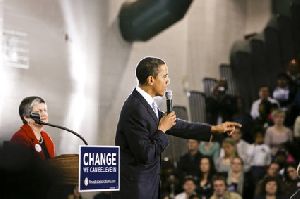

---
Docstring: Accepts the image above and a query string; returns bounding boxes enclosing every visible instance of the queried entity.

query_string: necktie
[152,102,158,118]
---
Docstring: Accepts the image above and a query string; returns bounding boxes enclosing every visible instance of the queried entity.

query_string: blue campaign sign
[79,145,120,192]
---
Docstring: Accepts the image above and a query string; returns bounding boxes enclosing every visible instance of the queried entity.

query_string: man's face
[259,87,269,100]
[267,163,279,177]
[183,180,196,195]
[231,128,241,142]
[287,166,298,180]
[213,180,226,196]
[187,139,199,153]
[152,64,170,97]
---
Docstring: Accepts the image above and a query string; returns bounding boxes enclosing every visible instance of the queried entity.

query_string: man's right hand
[158,111,176,133]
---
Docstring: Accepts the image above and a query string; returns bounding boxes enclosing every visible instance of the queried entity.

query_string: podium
[49,154,79,185]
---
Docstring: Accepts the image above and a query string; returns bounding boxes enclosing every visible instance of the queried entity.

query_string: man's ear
[146,76,155,86]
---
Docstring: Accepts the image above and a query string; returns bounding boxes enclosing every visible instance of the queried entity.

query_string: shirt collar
[136,86,155,107]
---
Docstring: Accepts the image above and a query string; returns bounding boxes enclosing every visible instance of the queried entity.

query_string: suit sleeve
[121,108,168,164]
[166,118,212,141]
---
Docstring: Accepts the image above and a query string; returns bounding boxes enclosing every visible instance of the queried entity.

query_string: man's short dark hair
[136,57,165,85]
[212,174,227,186]
[19,96,45,124]
[183,175,196,184]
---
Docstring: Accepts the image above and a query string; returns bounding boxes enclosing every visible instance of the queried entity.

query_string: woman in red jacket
[11,96,55,159]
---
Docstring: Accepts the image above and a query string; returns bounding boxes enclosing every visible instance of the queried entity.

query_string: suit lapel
[132,89,159,124]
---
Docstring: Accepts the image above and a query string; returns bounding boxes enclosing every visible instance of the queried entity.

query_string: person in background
[210,175,241,199]
[294,116,300,138]
[285,58,300,88]
[177,139,202,181]
[264,109,293,156]
[206,80,238,126]
[248,129,272,183]
[283,163,300,196]
[174,176,197,199]
[232,96,254,143]
[197,156,216,198]
[229,127,251,171]
[199,141,220,165]
[216,138,238,173]
[251,86,279,120]
[226,157,254,199]
[254,176,285,199]
[254,162,282,197]
[272,73,295,110]
[254,99,278,129]
[10,96,55,160]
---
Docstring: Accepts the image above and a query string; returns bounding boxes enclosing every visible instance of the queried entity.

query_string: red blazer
[10,124,55,159]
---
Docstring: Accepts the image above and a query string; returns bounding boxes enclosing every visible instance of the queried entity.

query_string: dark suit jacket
[112,89,212,199]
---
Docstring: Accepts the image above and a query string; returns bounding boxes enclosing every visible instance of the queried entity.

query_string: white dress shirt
[136,86,158,117]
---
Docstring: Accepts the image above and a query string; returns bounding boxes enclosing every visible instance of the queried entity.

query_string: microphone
[29,112,88,145]
[165,90,172,114]
[30,112,44,125]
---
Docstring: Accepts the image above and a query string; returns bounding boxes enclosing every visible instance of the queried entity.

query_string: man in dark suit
[112,57,241,199]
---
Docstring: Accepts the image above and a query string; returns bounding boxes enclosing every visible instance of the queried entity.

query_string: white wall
[0,0,271,155]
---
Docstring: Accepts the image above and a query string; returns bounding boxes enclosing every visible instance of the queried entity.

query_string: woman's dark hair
[19,96,45,124]
[136,57,165,85]
[260,176,281,196]
[199,156,216,181]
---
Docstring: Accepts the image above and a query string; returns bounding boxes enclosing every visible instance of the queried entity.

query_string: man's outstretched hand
[211,122,242,136]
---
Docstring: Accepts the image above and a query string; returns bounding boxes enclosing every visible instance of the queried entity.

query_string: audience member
[197,156,216,198]
[210,175,241,199]
[255,162,282,197]
[177,139,202,181]
[294,116,300,138]
[285,58,300,88]
[264,109,293,156]
[230,127,251,171]
[216,138,237,173]
[272,73,295,110]
[175,176,197,199]
[251,86,279,120]
[206,80,237,125]
[232,96,255,143]
[199,141,220,165]
[283,163,300,196]
[226,157,254,199]
[248,129,272,183]
[254,176,285,199]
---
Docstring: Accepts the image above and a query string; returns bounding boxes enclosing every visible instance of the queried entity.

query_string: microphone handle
[40,121,88,145]
[166,99,172,113]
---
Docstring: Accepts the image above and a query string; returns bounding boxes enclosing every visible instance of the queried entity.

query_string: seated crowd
[161,58,300,199]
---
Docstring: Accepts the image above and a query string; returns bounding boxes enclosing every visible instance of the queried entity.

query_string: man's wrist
[211,125,217,133]
[158,127,166,133]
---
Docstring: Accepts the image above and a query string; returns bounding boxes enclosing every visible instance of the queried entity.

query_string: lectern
[49,154,79,185]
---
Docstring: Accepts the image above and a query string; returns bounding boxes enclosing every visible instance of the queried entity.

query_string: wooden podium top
[49,154,79,185]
